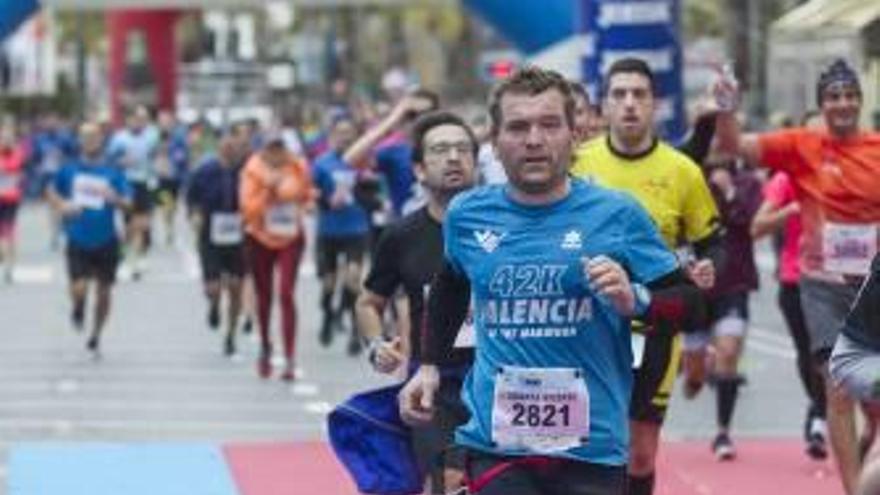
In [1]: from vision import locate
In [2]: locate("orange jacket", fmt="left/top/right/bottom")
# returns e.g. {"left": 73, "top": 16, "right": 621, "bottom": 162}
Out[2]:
{"left": 239, "top": 151, "right": 312, "bottom": 249}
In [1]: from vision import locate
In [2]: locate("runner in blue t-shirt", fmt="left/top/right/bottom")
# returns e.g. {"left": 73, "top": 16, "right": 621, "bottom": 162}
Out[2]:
{"left": 399, "top": 67, "right": 707, "bottom": 495}
{"left": 47, "top": 123, "right": 132, "bottom": 357}
{"left": 312, "top": 115, "right": 371, "bottom": 354}
{"left": 186, "top": 125, "right": 251, "bottom": 356}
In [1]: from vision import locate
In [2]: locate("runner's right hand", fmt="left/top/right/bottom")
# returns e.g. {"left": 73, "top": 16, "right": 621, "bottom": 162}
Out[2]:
{"left": 370, "top": 337, "right": 405, "bottom": 374}
{"left": 399, "top": 365, "right": 439, "bottom": 426}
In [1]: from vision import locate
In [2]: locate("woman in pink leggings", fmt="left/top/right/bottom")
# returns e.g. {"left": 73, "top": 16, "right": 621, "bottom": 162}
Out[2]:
{"left": 240, "top": 137, "right": 312, "bottom": 381}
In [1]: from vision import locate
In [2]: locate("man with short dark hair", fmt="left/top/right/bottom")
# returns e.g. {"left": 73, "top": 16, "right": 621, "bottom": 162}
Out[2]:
{"left": 356, "top": 110, "right": 479, "bottom": 494}
{"left": 400, "top": 66, "right": 706, "bottom": 495}
{"left": 572, "top": 57, "right": 723, "bottom": 493}
{"left": 717, "top": 57, "right": 880, "bottom": 495}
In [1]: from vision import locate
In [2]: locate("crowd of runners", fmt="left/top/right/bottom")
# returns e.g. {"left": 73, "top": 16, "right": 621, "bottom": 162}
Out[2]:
{"left": 1, "top": 54, "right": 880, "bottom": 495}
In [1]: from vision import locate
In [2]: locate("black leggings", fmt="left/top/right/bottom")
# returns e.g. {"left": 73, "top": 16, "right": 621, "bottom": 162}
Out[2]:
{"left": 778, "top": 282, "right": 826, "bottom": 417}
{"left": 466, "top": 450, "right": 626, "bottom": 495}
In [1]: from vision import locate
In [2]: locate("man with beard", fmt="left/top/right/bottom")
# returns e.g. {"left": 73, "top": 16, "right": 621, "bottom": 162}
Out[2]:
{"left": 356, "top": 111, "right": 479, "bottom": 494}
{"left": 717, "top": 58, "right": 880, "bottom": 495}
{"left": 399, "top": 66, "right": 706, "bottom": 495}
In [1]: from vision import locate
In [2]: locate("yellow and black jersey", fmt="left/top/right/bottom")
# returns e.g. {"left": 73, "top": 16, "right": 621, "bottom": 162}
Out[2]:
{"left": 571, "top": 137, "right": 719, "bottom": 249}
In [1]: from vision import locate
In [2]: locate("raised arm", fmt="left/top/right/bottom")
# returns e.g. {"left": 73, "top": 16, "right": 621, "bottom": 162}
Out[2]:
{"left": 342, "top": 94, "right": 435, "bottom": 167}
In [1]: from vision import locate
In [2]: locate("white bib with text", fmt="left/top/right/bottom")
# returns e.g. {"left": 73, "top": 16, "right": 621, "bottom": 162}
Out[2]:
{"left": 265, "top": 202, "right": 299, "bottom": 238}
{"left": 210, "top": 212, "right": 243, "bottom": 246}
{"left": 491, "top": 365, "right": 590, "bottom": 453}
{"left": 72, "top": 175, "right": 109, "bottom": 210}
{"left": 823, "top": 223, "right": 878, "bottom": 276}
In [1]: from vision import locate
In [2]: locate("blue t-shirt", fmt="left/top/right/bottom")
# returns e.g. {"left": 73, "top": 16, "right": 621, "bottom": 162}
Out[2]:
{"left": 54, "top": 159, "right": 131, "bottom": 249}
{"left": 313, "top": 151, "right": 369, "bottom": 238}
{"left": 445, "top": 179, "right": 677, "bottom": 466}
{"left": 375, "top": 142, "right": 415, "bottom": 216}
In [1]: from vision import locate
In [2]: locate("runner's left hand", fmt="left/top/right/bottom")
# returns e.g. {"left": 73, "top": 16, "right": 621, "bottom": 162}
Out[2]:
{"left": 584, "top": 256, "right": 636, "bottom": 316}
{"left": 688, "top": 259, "right": 715, "bottom": 290}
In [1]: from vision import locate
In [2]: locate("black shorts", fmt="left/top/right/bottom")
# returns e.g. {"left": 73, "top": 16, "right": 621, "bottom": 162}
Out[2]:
{"left": 66, "top": 241, "right": 120, "bottom": 284}
{"left": 0, "top": 202, "right": 19, "bottom": 227}
{"left": 199, "top": 242, "right": 245, "bottom": 282}
{"left": 316, "top": 235, "right": 368, "bottom": 277}
{"left": 131, "top": 182, "right": 154, "bottom": 214}
{"left": 411, "top": 374, "right": 470, "bottom": 494}
{"left": 465, "top": 450, "right": 626, "bottom": 495}
{"left": 709, "top": 292, "right": 750, "bottom": 324}
{"left": 155, "top": 178, "right": 181, "bottom": 205}
{"left": 630, "top": 330, "right": 682, "bottom": 424}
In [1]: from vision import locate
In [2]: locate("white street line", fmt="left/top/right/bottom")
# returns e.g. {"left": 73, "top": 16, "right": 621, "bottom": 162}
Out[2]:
{"left": 9, "top": 264, "right": 54, "bottom": 284}
{"left": 0, "top": 395, "right": 324, "bottom": 414}
{"left": 0, "top": 418, "right": 322, "bottom": 435}
{"left": 304, "top": 401, "right": 334, "bottom": 415}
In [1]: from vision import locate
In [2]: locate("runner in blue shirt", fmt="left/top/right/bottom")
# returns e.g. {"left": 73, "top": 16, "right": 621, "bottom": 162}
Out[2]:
{"left": 312, "top": 115, "right": 371, "bottom": 354}
{"left": 47, "top": 122, "right": 132, "bottom": 357}
{"left": 399, "top": 67, "right": 707, "bottom": 495}
{"left": 186, "top": 125, "right": 251, "bottom": 356}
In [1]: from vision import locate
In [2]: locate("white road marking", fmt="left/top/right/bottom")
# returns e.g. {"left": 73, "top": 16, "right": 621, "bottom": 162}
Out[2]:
{"left": 289, "top": 383, "right": 319, "bottom": 397}
{"left": 0, "top": 397, "right": 319, "bottom": 414}
{"left": 304, "top": 401, "right": 333, "bottom": 415}
{"left": 0, "top": 418, "right": 322, "bottom": 434}
{"left": 9, "top": 264, "right": 54, "bottom": 284}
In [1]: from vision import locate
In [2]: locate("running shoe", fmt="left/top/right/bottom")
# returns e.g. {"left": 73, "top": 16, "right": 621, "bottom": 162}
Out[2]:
{"left": 806, "top": 416, "right": 828, "bottom": 460}
{"left": 257, "top": 345, "right": 273, "bottom": 379}
{"left": 223, "top": 335, "right": 236, "bottom": 357}
{"left": 241, "top": 317, "right": 253, "bottom": 334}
{"left": 712, "top": 433, "right": 736, "bottom": 461}
{"left": 71, "top": 304, "right": 85, "bottom": 333}
{"left": 319, "top": 316, "right": 333, "bottom": 347}
{"left": 207, "top": 304, "right": 220, "bottom": 330}
{"left": 347, "top": 336, "right": 363, "bottom": 357}
{"left": 280, "top": 364, "right": 296, "bottom": 382}
{"left": 86, "top": 336, "right": 100, "bottom": 358}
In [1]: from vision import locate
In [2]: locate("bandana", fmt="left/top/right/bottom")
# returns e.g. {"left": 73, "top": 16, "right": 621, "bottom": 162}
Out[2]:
{"left": 817, "top": 59, "right": 861, "bottom": 105}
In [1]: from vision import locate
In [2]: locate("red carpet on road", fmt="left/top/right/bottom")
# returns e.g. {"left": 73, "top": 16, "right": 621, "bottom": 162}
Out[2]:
{"left": 657, "top": 439, "right": 841, "bottom": 495}
{"left": 224, "top": 442, "right": 358, "bottom": 495}
{"left": 226, "top": 439, "right": 841, "bottom": 495}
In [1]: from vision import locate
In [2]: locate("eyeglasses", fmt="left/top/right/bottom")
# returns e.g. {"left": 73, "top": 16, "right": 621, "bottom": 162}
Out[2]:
{"left": 425, "top": 141, "right": 474, "bottom": 157}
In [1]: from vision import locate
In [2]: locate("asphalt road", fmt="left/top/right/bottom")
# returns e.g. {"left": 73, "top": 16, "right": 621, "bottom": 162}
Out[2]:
{"left": 0, "top": 203, "right": 819, "bottom": 493}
